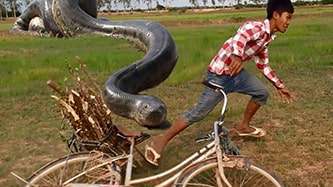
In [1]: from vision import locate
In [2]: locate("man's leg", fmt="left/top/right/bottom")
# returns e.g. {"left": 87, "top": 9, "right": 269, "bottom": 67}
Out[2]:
{"left": 231, "top": 69, "right": 269, "bottom": 134}
{"left": 149, "top": 118, "right": 188, "bottom": 155}
{"left": 145, "top": 83, "right": 224, "bottom": 164}
{"left": 234, "top": 99, "right": 261, "bottom": 133}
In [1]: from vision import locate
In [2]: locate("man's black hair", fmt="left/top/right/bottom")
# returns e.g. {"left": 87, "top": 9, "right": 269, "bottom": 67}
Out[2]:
{"left": 267, "top": 0, "right": 294, "bottom": 19}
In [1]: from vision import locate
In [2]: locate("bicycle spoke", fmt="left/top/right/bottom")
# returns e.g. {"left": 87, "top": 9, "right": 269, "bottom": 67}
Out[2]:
{"left": 27, "top": 152, "right": 122, "bottom": 186}
{"left": 175, "top": 158, "right": 283, "bottom": 187}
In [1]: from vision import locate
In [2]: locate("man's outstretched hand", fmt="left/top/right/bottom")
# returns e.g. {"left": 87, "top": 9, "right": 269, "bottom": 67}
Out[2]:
{"left": 278, "top": 87, "right": 295, "bottom": 104}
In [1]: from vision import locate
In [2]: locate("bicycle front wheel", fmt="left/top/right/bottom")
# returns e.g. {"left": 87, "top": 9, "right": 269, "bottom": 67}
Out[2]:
{"left": 175, "top": 157, "right": 283, "bottom": 187}
{"left": 26, "top": 151, "right": 122, "bottom": 187}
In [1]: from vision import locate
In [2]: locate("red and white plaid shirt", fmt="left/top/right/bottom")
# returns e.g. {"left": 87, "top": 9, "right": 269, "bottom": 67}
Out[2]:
{"left": 208, "top": 19, "right": 284, "bottom": 89}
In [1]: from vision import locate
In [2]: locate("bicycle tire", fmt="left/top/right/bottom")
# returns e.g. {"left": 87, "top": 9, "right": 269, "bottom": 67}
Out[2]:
{"left": 174, "top": 157, "right": 284, "bottom": 187}
{"left": 26, "top": 151, "right": 122, "bottom": 187}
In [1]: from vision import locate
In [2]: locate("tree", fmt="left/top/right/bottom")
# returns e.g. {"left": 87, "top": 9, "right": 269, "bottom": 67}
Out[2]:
{"left": 200, "top": 0, "right": 207, "bottom": 7}
{"left": 0, "top": 0, "right": 28, "bottom": 17}
{"left": 11, "top": 0, "right": 17, "bottom": 17}
{"left": 189, "top": 0, "right": 199, "bottom": 7}
{"left": 321, "top": 0, "right": 333, "bottom": 4}
{"left": 250, "top": 0, "right": 267, "bottom": 5}
{"left": 144, "top": 0, "right": 153, "bottom": 10}
{"left": 1, "top": 0, "right": 10, "bottom": 18}
{"left": 0, "top": 3, "right": 3, "bottom": 19}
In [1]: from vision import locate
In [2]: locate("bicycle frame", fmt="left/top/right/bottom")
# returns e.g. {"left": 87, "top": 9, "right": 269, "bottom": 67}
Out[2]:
{"left": 59, "top": 128, "right": 231, "bottom": 187}
{"left": 58, "top": 139, "right": 218, "bottom": 187}
{"left": 129, "top": 138, "right": 217, "bottom": 186}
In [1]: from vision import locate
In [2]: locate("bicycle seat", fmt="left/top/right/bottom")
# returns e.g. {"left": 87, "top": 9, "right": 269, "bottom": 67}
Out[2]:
{"left": 202, "top": 79, "right": 224, "bottom": 90}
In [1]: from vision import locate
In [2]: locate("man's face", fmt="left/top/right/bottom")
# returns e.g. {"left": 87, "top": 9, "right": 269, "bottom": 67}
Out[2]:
{"left": 276, "top": 11, "right": 293, "bottom": 33}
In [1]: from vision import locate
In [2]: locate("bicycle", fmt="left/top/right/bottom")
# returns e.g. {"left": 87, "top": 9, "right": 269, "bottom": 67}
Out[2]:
{"left": 15, "top": 80, "right": 284, "bottom": 187}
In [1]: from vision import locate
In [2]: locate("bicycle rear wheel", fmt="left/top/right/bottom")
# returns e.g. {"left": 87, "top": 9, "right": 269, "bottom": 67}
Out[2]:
{"left": 175, "top": 157, "right": 283, "bottom": 187}
{"left": 26, "top": 151, "right": 122, "bottom": 187}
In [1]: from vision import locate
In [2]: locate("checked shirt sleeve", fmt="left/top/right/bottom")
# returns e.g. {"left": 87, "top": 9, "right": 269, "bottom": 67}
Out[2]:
{"left": 254, "top": 49, "right": 285, "bottom": 89}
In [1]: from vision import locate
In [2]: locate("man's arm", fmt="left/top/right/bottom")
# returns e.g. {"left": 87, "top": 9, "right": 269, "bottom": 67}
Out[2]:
{"left": 229, "top": 54, "right": 243, "bottom": 76}
{"left": 254, "top": 50, "right": 284, "bottom": 88}
{"left": 255, "top": 52, "right": 295, "bottom": 103}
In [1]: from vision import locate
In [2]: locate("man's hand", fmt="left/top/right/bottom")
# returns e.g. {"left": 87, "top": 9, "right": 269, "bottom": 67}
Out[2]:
{"left": 277, "top": 87, "right": 295, "bottom": 104}
{"left": 229, "top": 55, "right": 243, "bottom": 76}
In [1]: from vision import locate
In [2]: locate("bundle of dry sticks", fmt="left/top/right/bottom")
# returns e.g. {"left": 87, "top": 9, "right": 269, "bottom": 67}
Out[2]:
{"left": 47, "top": 57, "right": 113, "bottom": 142}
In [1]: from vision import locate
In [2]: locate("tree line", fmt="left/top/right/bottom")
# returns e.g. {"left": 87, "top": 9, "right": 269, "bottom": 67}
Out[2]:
{"left": 1, "top": 0, "right": 331, "bottom": 19}
{"left": 0, "top": 0, "right": 263, "bottom": 18}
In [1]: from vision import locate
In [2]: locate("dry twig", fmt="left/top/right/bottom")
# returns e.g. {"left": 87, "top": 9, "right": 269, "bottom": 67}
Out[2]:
{"left": 47, "top": 57, "right": 113, "bottom": 142}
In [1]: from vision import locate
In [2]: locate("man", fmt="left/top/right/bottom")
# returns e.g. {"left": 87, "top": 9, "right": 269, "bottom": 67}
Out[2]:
{"left": 145, "top": 0, "right": 296, "bottom": 166}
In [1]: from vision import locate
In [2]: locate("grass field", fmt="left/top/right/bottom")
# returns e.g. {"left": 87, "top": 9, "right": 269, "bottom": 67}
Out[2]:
{"left": 1, "top": 5, "right": 333, "bottom": 187}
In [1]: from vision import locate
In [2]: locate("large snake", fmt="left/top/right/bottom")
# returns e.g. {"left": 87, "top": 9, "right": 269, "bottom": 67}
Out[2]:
{"left": 12, "top": 0, "right": 178, "bottom": 127}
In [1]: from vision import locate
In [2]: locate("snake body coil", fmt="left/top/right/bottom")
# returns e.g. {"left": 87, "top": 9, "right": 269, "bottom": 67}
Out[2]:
{"left": 13, "top": 0, "right": 178, "bottom": 127}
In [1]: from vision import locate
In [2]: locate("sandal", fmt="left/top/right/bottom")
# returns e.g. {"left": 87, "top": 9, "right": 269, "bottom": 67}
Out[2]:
{"left": 145, "top": 143, "right": 161, "bottom": 166}
{"left": 236, "top": 126, "right": 266, "bottom": 138}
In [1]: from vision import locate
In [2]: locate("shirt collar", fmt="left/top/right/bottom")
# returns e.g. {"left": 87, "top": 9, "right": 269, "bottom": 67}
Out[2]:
{"left": 264, "top": 19, "right": 276, "bottom": 40}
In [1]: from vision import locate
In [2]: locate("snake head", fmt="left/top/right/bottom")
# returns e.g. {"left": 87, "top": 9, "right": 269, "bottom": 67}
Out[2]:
{"left": 134, "top": 95, "right": 167, "bottom": 127}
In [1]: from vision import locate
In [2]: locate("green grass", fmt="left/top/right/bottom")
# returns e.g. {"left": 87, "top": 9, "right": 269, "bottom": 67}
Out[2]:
{"left": 1, "top": 6, "right": 333, "bottom": 187}
{"left": 0, "top": 36, "right": 142, "bottom": 96}
{"left": 0, "top": 19, "right": 13, "bottom": 31}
